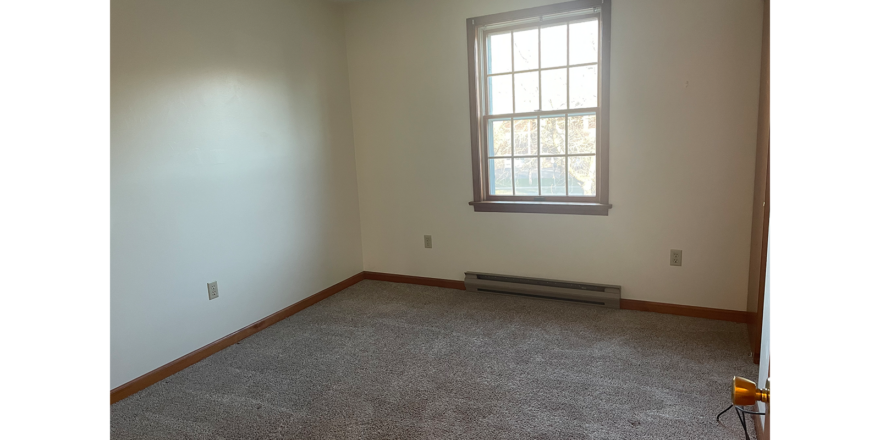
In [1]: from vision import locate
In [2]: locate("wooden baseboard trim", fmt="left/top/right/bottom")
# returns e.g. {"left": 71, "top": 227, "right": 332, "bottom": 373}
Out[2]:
{"left": 112, "top": 271, "right": 747, "bottom": 403}
{"left": 363, "top": 271, "right": 466, "bottom": 290}
{"left": 363, "top": 272, "right": 747, "bottom": 323}
{"left": 110, "top": 272, "right": 365, "bottom": 404}
{"left": 619, "top": 299, "right": 748, "bottom": 323}
{"left": 754, "top": 415, "right": 764, "bottom": 440}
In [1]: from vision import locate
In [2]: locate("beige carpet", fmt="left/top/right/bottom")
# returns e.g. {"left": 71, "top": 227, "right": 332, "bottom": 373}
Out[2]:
{"left": 112, "top": 280, "right": 758, "bottom": 439}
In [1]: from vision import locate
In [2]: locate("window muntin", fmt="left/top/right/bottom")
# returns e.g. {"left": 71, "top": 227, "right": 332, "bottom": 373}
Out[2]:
{"left": 481, "top": 15, "right": 601, "bottom": 200}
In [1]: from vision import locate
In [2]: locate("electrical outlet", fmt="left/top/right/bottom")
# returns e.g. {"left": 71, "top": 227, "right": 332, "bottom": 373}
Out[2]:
{"left": 207, "top": 281, "right": 219, "bottom": 300}
{"left": 424, "top": 235, "right": 432, "bottom": 249}
{"left": 670, "top": 249, "right": 682, "bottom": 266}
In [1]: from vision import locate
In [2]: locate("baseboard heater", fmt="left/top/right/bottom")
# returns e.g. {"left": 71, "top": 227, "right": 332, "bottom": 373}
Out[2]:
{"left": 464, "top": 272, "right": 621, "bottom": 309}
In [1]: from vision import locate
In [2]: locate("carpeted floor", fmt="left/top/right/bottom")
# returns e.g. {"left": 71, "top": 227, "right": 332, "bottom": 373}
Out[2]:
{"left": 112, "top": 280, "right": 758, "bottom": 439}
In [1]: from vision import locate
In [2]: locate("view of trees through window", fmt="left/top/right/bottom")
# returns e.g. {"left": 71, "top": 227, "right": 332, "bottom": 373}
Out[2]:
{"left": 483, "top": 18, "right": 599, "bottom": 197}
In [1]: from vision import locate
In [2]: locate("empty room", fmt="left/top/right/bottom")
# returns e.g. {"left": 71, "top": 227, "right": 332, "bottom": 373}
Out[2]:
{"left": 105, "top": 0, "right": 775, "bottom": 438}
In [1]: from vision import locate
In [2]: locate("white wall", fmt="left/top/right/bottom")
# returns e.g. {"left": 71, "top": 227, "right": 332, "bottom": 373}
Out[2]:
{"left": 111, "top": 0, "right": 363, "bottom": 389}
{"left": 344, "top": 0, "right": 763, "bottom": 311}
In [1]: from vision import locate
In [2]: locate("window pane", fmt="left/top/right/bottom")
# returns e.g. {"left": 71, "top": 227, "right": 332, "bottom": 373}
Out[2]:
{"left": 570, "top": 65, "right": 597, "bottom": 109}
{"left": 513, "top": 29, "right": 539, "bottom": 71}
{"left": 488, "top": 74, "right": 512, "bottom": 115}
{"left": 568, "top": 156, "right": 596, "bottom": 196}
{"left": 541, "top": 68, "right": 567, "bottom": 111}
{"left": 488, "top": 33, "right": 512, "bottom": 74}
{"left": 513, "top": 118, "right": 538, "bottom": 156}
{"left": 570, "top": 20, "right": 598, "bottom": 65}
{"left": 514, "top": 158, "right": 539, "bottom": 195}
{"left": 489, "top": 158, "right": 512, "bottom": 195}
{"left": 489, "top": 119, "right": 511, "bottom": 156}
{"left": 514, "top": 71, "right": 539, "bottom": 113}
{"left": 541, "top": 25, "right": 568, "bottom": 69}
{"left": 540, "top": 157, "right": 566, "bottom": 195}
{"left": 541, "top": 25, "right": 567, "bottom": 69}
{"left": 539, "top": 116, "right": 565, "bottom": 155}
{"left": 568, "top": 114, "right": 596, "bottom": 154}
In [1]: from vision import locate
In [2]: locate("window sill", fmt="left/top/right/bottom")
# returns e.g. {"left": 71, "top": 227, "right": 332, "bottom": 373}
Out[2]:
{"left": 469, "top": 201, "right": 611, "bottom": 216}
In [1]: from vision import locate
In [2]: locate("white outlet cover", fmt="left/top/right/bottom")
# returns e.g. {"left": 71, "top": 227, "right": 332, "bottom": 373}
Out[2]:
{"left": 670, "top": 250, "right": 682, "bottom": 266}
{"left": 208, "top": 281, "right": 219, "bottom": 300}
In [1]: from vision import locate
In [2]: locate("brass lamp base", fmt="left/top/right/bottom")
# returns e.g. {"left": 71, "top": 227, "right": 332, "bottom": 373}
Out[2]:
{"left": 732, "top": 376, "right": 770, "bottom": 405}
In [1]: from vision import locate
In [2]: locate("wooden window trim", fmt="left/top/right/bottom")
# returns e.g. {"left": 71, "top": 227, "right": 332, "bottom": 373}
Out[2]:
{"left": 469, "top": 200, "right": 611, "bottom": 215}
{"left": 467, "top": 0, "right": 611, "bottom": 215}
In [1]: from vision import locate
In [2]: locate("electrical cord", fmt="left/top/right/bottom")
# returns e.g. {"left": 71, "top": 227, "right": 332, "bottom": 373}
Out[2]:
{"left": 716, "top": 404, "right": 766, "bottom": 440}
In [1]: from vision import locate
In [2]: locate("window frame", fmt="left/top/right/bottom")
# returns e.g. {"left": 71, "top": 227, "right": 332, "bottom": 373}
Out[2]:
{"left": 466, "top": 0, "right": 612, "bottom": 215}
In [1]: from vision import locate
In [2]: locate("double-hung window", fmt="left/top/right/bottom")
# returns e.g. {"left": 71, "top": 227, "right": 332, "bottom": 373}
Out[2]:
{"left": 467, "top": 0, "right": 611, "bottom": 215}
